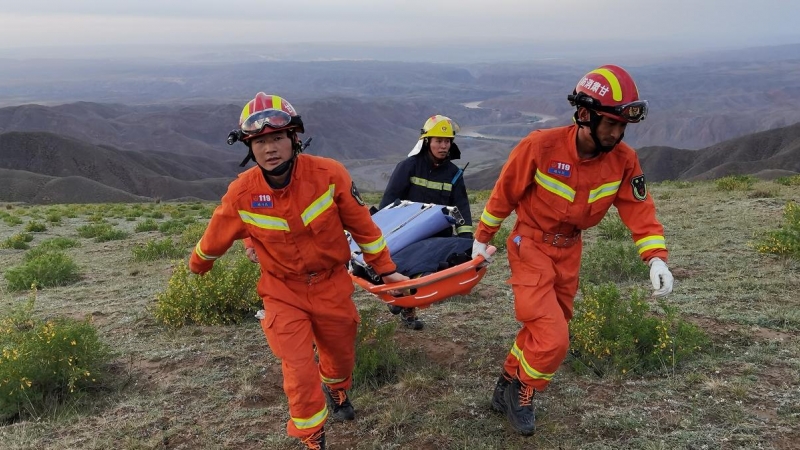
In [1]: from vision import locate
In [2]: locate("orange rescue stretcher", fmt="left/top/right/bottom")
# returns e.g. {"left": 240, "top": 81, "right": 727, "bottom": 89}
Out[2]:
{"left": 347, "top": 201, "right": 497, "bottom": 309}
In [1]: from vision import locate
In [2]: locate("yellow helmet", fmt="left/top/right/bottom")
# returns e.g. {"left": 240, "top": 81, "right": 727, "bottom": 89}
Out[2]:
{"left": 420, "top": 114, "right": 459, "bottom": 140}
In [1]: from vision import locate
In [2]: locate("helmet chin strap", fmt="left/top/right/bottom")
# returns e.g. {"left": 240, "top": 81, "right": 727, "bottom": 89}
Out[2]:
{"left": 574, "top": 110, "right": 624, "bottom": 154}
{"left": 260, "top": 156, "right": 295, "bottom": 177}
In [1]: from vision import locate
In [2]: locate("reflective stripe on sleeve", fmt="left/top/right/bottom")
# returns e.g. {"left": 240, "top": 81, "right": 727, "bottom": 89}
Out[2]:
{"left": 635, "top": 235, "right": 666, "bottom": 255}
{"left": 480, "top": 209, "right": 503, "bottom": 227}
{"left": 194, "top": 241, "right": 221, "bottom": 261}
{"left": 456, "top": 225, "right": 474, "bottom": 235}
{"left": 356, "top": 235, "right": 387, "bottom": 254}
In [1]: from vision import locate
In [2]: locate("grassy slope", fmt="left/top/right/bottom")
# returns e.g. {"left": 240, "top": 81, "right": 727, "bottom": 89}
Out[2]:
{"left": 0, "top": 182, "right": 798, "bottom": 450}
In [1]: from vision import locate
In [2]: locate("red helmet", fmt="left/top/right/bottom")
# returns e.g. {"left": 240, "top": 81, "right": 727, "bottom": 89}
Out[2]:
{"left": 568, "top": 65, "right": 648, "bottom": 123}
{"left": 237, "top": 92, "right": 304, "bottom": 141}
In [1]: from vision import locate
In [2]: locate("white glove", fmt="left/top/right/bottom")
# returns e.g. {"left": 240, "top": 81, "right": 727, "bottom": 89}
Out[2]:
{"left": 472, "top": 240, "right": 492, "bottom": 263}
{"left": 648, "top": 257, "right": 673, "bottom": 297}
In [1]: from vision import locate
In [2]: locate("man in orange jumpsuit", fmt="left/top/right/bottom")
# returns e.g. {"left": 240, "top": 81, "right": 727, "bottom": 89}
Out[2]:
{"left": 471, "top": 65, "right": 674, "bottom": 435}
{"left": 190, "top": 92, "right": 408, "bottom": 450}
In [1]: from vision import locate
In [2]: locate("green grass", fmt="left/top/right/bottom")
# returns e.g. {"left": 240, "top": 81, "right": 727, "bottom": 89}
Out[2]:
{"left": 0, "top": 181, "right": 798, "bottom": 449}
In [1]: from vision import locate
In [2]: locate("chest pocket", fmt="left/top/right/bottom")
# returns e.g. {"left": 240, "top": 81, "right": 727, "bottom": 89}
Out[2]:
{"left": 302, "top": 184, "right": 341, "bottom": 237}
{"left": 587, "top": 179, "right": 620, "bottom": 218}
{"left": 533, "top": 168, "right": 573, "bottom": 214}
{"left": 587, "top": 164, "right": 621, "bottom": 219}
{"left": 238, "top": 210, "right": 288, "bottom": 243}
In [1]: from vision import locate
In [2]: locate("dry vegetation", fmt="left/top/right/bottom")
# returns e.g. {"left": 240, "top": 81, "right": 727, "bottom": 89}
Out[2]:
{"left": 0, "top": 181, "right": 798, "bottom": 449}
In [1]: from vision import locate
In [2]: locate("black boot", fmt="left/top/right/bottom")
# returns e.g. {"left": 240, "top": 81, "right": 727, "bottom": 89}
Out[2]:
{"left": 503, "top": 378, "right": 536, "bottom": 436}
{"left": 399, "top": 307, "right": 424, "bottom": 330}
{"left": 491, "top": 372, "right": 512, "bottom": 412}
{"left": 322, "top": 383, "right": 355, "bottom": 421}
{"left": 300, "top": 427, "right": 325, "bottom": 450}
{"left": 387, "top": 304, "right": 403, "bottom": 315}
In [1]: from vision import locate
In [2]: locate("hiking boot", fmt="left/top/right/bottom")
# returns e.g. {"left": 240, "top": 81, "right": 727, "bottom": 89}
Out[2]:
{"left": 387, "top": 304, "right": 403, "bottom": 315}
{"left": 491, "top": 372, "right": 513, "bottom": 413}
{"left": 399, "top": 307, "right": 424, "bottom": 330}
{"left": 322, "top": 383, "right": 355, "bottom": 421}
{"left": 503, "top": 378, "right": 536, "bottom": 436}
{"left": 300, "top": 427, "right": 325, "bottom": 450}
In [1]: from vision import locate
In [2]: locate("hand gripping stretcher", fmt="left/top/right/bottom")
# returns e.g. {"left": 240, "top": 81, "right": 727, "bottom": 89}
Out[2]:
{"left": 346, "top": 201, "right": 496, "bottom": 309}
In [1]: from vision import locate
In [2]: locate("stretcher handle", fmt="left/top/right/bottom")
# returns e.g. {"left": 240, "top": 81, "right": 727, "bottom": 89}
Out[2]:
{"left": 362, "top": 245, "right": 496, "bottom": 296}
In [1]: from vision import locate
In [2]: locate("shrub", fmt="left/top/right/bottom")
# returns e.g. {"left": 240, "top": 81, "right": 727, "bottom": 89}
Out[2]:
{"left": 754, "top": 201, "right": 800, "bottom": 258}
{"left": 195, "top": 205, "right": 215, "bottom": 219}
{"left": 93, "top": 227, "right": 129, "bottom": 243}
{"left": 132, "top": 238, "right": 185, "bottom": 262}
{"left": 124, "top": 210, "right": 143, "bottom": 221}
{"left": 158, "top": 219, "right": 188, "bottom": 236}
{"left": 715, "top": 175, "right": 755, "bottom": 191}
{"left": 134, "top": 218, "right": 159, "bottom": 232}
{"left": 24, "top": 221, "right": 47, "bottom": 233}
{"left": 45, "top": 212, "right": 63, "bottom": 224}
{"left": 2, "top": 233, "right": 34, "bottom": 250}
{"left": 570, "top": 283, "right": 708, "bottom": 377}
{"left": 748, "top": 188, "right": 778, "bottom": 199}
{"left": 490, "top": 224, "right": 511, "bottom": 252}
{"left": 2, "top": 214, "right": 23, "bottom": 226}
{"left": 76, "top": 223, "right": 128, "bottom": 242}
{"left": 596, "top": 212, "right": 628, "bottom": 241}
{"left": 4, "top": 251, "right": 81, "bottom": 291}
{"left": 76, "top": 223, "right": 110, "bottom": 238}
{"left": 179, "top": 223, "right": 207, "bottom": 249}
{"left": 774, "top": 174, "right": 800, "bottom": 186}
{"left": 580, "top": 239, "right": 649, "bottom": 285}
{"left": 25, "top": 237, "right": 80, "bottom": 260}
{"left": 0, "top": 292, "right": 111, "bottom": 422}
{"left": 352, "top": 306, "right": 400, "bottom": 388}
{"left": 153, "top": 254, "right": 261, "bottom": 327}
{"left": 146, "top": 210, "right": 165, "bottom": 219}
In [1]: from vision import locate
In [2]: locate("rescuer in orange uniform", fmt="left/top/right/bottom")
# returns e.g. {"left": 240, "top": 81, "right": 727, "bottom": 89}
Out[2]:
{"left": 189, "top": 92, "right": 409, "bottom": 450}
{"left": 471, "top": 65, "right": 674, "bottom": 435}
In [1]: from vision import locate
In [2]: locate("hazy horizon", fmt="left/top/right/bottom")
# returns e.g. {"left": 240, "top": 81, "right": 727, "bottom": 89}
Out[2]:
{"left": 1, "top": 1, "right": 799, "bottom": 63}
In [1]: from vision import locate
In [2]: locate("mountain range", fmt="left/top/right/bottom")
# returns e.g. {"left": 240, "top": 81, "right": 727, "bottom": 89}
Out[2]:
{"left": 2, "top": 119, "right": 799, "bottom": 203}
{"left": 2, "top": 44, "right": 800, "bottom": 202}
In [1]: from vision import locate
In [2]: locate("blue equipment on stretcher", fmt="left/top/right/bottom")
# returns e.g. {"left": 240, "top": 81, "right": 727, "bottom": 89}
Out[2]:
{"left": 347, "top": 200, "right": 496, "bottom": 309}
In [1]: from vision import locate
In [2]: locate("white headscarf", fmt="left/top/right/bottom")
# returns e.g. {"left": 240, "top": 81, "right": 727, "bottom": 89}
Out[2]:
{"left": 408, "top": 139, "right": 424, "bottom": 157}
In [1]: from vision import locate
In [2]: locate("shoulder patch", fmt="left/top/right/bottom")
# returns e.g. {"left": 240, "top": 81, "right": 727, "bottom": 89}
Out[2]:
{"left": 351, "top": 182, "right": 365, "bottom": 206}
{"left": 631, "top": 174, "right": 647, "bottom": 201}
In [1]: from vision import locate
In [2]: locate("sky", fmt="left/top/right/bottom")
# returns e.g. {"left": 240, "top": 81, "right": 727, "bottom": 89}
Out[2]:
{"left": 1, "top": 0, "right": 799, "bottom": 60}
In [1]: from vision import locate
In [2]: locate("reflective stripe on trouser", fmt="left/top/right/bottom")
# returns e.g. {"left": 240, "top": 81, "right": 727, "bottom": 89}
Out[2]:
{"left": 258, "top": 266, "right": 359, "bottom": 439}
{"left": 502, "top": 231, "right": 581, "bottom": 391}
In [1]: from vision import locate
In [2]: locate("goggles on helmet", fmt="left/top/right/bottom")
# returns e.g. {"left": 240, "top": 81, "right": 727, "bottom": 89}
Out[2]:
{"left": 569, "top": 92, "right": 649, "bottom": 123}
{"left": 240, "top": 109, "right": 294, "bottom": 135}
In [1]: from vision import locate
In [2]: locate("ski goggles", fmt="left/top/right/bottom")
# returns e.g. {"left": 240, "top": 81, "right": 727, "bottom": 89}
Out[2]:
{"left": 569, "top": 92, "right": 649, "bottom": 123}
{"left": 596, "top": 100, "right": 649, "bottom": 123}
{"left": 240, "top": 109, "right": 294, "bottom": 135}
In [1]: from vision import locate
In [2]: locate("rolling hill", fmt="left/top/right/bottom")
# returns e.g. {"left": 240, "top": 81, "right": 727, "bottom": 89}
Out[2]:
{"left": 465, "top": 121, "right": 800, "bottom": 190}
{"left": 0, "top": 132, "right": 231, "bottom": 203}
